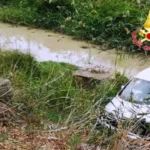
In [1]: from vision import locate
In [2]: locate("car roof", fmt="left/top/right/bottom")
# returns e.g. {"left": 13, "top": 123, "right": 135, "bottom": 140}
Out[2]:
{"left": 135, "top": 67, "right": 150, "bottom": 81}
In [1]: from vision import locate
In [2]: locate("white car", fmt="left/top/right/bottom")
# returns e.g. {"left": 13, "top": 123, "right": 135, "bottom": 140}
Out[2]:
{"left": 100, "top": 67, "right": 150, "bottom": 138}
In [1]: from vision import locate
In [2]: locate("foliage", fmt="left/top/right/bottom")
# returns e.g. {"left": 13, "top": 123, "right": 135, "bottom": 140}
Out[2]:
{"left": 0, "top": 51, "right": 128, "bottom": 124}
{"left": 0, "top": 51, "right": 133, "bottom": 148}
{"left": 0, "top": 0, "right": 149, "bottom": 50}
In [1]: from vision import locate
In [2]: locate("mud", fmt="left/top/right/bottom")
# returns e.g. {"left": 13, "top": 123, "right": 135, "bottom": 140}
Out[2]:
{"left": 0, "top": 22, "right": 150, "bottom": 78}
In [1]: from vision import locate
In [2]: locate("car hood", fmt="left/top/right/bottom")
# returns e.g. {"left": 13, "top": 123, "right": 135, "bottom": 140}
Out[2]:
{"left": 105, "top": 96, "right": 150, "bottom": 123}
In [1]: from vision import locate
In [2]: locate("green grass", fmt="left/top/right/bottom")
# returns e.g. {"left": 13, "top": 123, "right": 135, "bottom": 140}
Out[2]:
{"left": 0, "top": 50, "right": 135, "bottom": 148}
{"left": 0, "top": 0, "right": 149, "bottom": 51}
{"left": 0, "top": 50, "right": 128, "bottom": 126}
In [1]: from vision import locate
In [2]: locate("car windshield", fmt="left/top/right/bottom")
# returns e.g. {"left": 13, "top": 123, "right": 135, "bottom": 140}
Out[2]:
{"left": 119, "top": 78, "right": 150, "bottom": 104}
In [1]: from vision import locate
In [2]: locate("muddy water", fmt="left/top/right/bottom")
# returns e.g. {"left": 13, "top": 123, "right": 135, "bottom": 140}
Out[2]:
{"left": 0, "top": 22, "right": 150, "bottom": 78}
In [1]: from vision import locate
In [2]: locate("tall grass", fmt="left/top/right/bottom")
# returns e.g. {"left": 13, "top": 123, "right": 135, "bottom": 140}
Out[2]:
{"left": 0, "top": 50, "right": 128, "bottom": 123}
{"left": 2, "top": 51, "right": 148, "bottom": 149}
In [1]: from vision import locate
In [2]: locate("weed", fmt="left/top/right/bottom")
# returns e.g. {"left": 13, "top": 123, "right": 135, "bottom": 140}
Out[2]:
{"left": 0, "top": 132, "right": 8, "bottom": 142}
{"left": 0, "top": 50, "right": 128, "bottom": 123}
{"left": 0, "top": 51, "right": 131, "bottom": 148}
{"left": 69, "top": 134, "right": 82, "bottom": 150}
